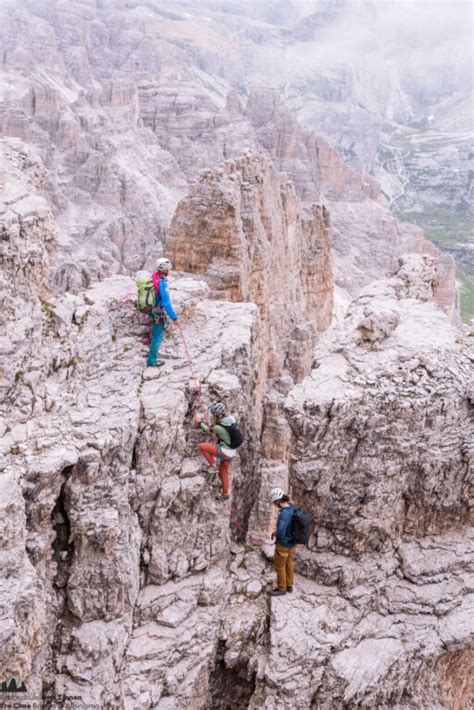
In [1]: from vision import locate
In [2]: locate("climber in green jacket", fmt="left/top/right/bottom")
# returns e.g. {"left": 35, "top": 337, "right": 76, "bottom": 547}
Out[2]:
{"left": 196, "top": 402, "right": 243, "bottom": 502}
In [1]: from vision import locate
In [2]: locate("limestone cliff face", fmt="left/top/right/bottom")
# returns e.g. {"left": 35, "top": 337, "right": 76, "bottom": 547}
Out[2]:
{"left": 1, "top": 140, "right": 473, "bottom": 709}
{"left": 0, "top": 140, "right": 56, "bottom": 412}
{"left": 244, "top": 88, "right": 380, "bottom": 203}
{"left": 246, "top": 254, "right": 473, "bottom": 708}
{"left": 167, "top": 154, "right": 333, "bottom": 554}
{"left": 1, "top": 140, "right": 264, "bottom": 706}
{"left": 167, "top": 152, "right": 333, "bottom": 383}
{"left": 285, "top": 254, "right": 472, "bottom": 553}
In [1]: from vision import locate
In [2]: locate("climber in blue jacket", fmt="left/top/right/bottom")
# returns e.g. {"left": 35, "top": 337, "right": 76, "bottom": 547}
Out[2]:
{"left": 269, "top": 487, "right": 296, "bottom": 596}
{"left": 147, "top": 257, "right": 179, "bottom": 367}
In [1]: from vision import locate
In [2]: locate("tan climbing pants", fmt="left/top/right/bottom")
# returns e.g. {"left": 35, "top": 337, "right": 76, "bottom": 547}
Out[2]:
{"left": 274, "top": 543, "right": 296, "bottom": 591}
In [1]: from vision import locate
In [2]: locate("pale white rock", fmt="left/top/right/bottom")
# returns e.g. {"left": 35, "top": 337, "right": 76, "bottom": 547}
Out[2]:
{"left": 331, "top": 638, "right": 405, "bottom": 699}
{"left": 246, "top": 580, "right": 262, "bottom": 597}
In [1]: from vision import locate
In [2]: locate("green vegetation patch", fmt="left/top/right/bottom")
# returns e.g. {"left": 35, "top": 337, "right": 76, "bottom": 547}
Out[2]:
{"left": 457, "top": 265, "right": 474, "bottom": 323}
{"left": 396, "top": 204, "right": 473, "bottom": 323}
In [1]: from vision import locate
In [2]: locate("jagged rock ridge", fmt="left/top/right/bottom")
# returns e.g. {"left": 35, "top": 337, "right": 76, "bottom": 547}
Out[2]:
{"left": 167, "top": 152, "right": 333, "bottom": 378}
{"left": 1, "top": 140, "right": 473, "bottom": 708}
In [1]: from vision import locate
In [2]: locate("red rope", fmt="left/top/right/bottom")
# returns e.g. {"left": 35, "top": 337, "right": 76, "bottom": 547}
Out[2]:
{"left": 226, "top": 503, "right": 271, "bottom": 546}
{"left": 177, "top": 321, "right": 210, "bottom": 426}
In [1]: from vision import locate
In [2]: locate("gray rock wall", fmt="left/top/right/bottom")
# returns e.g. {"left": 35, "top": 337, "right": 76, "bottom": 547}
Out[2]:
{"left": 257, "top": 255, "right": 474, "bottom": 707}
{"left": 1, "top": 140, "right": 472, "bottom": 709}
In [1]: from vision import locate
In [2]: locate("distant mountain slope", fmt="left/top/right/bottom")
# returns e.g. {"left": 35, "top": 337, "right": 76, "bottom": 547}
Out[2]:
{"left": 0, "top": 0, "right": 467, "bottom": 318}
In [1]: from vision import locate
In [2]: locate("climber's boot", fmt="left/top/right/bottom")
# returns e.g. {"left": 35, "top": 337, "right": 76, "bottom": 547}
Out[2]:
{"left": 269, "top": 588, "right": 286, "bottom": 597}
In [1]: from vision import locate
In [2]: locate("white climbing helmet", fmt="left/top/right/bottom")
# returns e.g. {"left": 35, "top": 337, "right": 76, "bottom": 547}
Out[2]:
{"left": 210, "top": 402, "right": 226, "bottom": 417}
{"left": 270, "top": 487, "right": 285, "bottom": 503}
{"left": 156, "top": 257, "right": 172, "bottom": 272}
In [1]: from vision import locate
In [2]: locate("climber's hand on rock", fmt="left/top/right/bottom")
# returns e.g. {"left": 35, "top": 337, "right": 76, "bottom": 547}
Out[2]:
{"left": 271, "top": 531, "right": 276, "bottom": 541}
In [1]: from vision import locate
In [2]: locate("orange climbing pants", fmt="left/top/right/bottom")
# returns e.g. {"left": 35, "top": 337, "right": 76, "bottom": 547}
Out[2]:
{"left": 199, "top": 443, "right": 230, "bottom": 496}
{"left": 274, "top": 543, "right": 296, "bottom": 591}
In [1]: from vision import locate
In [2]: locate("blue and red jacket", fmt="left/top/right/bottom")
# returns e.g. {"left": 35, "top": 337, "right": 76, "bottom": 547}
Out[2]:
{"left": 151, "top": 272, "right": 179, "bottom": 321}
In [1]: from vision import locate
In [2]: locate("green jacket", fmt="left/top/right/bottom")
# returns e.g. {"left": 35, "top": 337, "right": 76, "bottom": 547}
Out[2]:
{"left": 199, "top": 416, "right": 235, "bottom": 447}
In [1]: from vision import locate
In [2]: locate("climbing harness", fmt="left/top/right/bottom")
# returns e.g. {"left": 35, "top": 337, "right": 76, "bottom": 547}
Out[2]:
{"left": 151, "top": 306, "right": 170, "bottom": 328}
{"left": 217, "top": 443, "right": 237, "bottom": 460}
